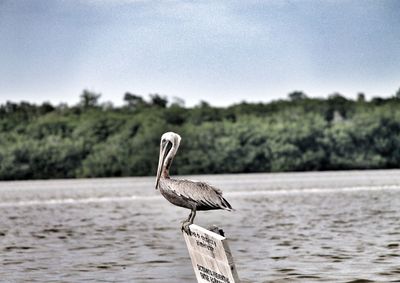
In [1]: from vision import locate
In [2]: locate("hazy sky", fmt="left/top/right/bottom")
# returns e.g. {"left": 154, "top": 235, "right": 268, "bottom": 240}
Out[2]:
{"left": 1, "top": 0, "right": 400, "bottom": 106}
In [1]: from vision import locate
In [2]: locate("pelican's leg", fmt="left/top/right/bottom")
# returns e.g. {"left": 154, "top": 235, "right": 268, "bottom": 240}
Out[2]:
{"left": 181, "top": 210, "right": 192, "bottom": 232}
{"left": 182, "top": 207, "right": 196, "bottom": 235}
{"left": 189, "top": 208, "right": 196, "bottom": 224}
{"left": 186, "top": 210, "right": 193, "bottom": 222}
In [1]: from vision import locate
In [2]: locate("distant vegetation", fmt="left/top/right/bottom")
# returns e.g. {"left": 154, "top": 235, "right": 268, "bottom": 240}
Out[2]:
{"left": 0, "top": 88, "right": 400, "bottom": 180}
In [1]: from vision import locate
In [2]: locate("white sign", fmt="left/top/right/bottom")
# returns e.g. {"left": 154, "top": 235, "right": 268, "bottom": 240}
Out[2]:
{"left": 183, "top": 224, "right": 240, "bottom": 283}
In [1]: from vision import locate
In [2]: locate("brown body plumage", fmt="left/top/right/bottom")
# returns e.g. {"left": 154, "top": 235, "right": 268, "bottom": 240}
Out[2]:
{"left": 158, "top": 178, "right": 232, "bottom": 211}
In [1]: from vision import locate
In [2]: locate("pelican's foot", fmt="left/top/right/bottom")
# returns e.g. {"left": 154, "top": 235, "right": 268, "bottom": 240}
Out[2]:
{"left": 181, "top": 221, "right": 192, "bottom": 235}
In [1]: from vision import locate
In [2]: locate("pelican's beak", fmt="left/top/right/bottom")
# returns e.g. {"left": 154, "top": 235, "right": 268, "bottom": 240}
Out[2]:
{"left": 155, "top": 141, "right": 169, "bottom": 189}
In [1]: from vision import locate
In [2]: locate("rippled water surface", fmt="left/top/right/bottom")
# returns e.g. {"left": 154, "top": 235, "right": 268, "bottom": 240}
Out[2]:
{"left": 1, "top": 170, "right": 400, "bottom": 283}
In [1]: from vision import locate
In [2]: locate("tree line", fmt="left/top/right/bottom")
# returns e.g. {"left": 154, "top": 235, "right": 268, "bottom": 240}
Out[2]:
{"left": 0, "top": 88, "right": 399, "bottom": 180}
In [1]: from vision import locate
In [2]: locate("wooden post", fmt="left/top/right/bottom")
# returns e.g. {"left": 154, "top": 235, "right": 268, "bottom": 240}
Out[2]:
{"left": 182, "top": 224, "right": 240, "bottom": 283}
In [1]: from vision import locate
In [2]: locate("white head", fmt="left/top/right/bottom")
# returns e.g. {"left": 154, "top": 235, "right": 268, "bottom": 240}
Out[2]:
{"left": 155, "top": 132, "right": 181, "bottom": 189}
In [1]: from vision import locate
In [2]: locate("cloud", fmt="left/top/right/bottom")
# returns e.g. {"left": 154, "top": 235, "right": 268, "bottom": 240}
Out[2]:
{"left": 78, "top": 0, "right": 149, "bottom": 5}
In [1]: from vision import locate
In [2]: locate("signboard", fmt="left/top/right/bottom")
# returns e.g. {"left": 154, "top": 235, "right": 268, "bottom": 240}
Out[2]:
{"left": 183, "top": 224, "right": 240, "bottom": 283}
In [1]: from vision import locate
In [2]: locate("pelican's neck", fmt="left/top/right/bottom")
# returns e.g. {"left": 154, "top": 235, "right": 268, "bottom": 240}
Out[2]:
{"left": 161, "top": 168, "right": 170, "bottom": 179}
{"left": 162, "top": 143, "right": 177, "bottom": 179}
{"left": 161, "top": 166, "right": 170, "bottom": 179}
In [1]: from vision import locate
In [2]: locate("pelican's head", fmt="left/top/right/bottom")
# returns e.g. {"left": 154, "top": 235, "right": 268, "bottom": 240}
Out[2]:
{"left": 155, "top": 132, "right": 181, "bottom": 189}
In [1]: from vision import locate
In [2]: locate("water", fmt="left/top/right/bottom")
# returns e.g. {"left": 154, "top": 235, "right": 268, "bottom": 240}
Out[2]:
{"left": 1, "top": 170, "right": 400, "bottom": 283}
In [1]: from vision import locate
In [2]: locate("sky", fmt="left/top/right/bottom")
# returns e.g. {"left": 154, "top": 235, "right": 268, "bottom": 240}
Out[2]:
{"left": 1, "top": 0, "right": 400, "bottom": 107}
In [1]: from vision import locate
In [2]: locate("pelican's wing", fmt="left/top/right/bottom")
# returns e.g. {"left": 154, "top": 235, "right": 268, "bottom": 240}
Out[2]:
{"left": 167, "top": 179, "right": 233, "bottom": 210}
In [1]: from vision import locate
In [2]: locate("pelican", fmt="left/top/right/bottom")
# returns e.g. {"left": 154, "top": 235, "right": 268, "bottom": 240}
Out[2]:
{"left": 155, "top": 132, "right": 233, "bottom": 234}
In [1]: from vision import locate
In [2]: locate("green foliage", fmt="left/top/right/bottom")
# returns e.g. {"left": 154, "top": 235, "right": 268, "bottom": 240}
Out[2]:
{"left": 0, "top": 136, "right": 87, "bottom": 179}
{"left": 395, "top": 88, "right": 400, "bottom": 99}
{"left": 123, "top": 92, "right": 148, "bottom": 109}
{"left": 149, "top": 94, "right": 168, "bottom": 108}
{"left": 79, "top": 90, "right": 101, "bottom": 108}
{"left": 0, "top": 90, "right": 400, "bottom": 180}
{"left": 288, "top": 91, "right": 308, "bottom": 101}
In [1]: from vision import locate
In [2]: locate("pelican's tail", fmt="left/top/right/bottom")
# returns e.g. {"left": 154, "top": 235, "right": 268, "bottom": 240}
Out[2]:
{"left": 220, "top": 196, "right": 234, "bottom": 211}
